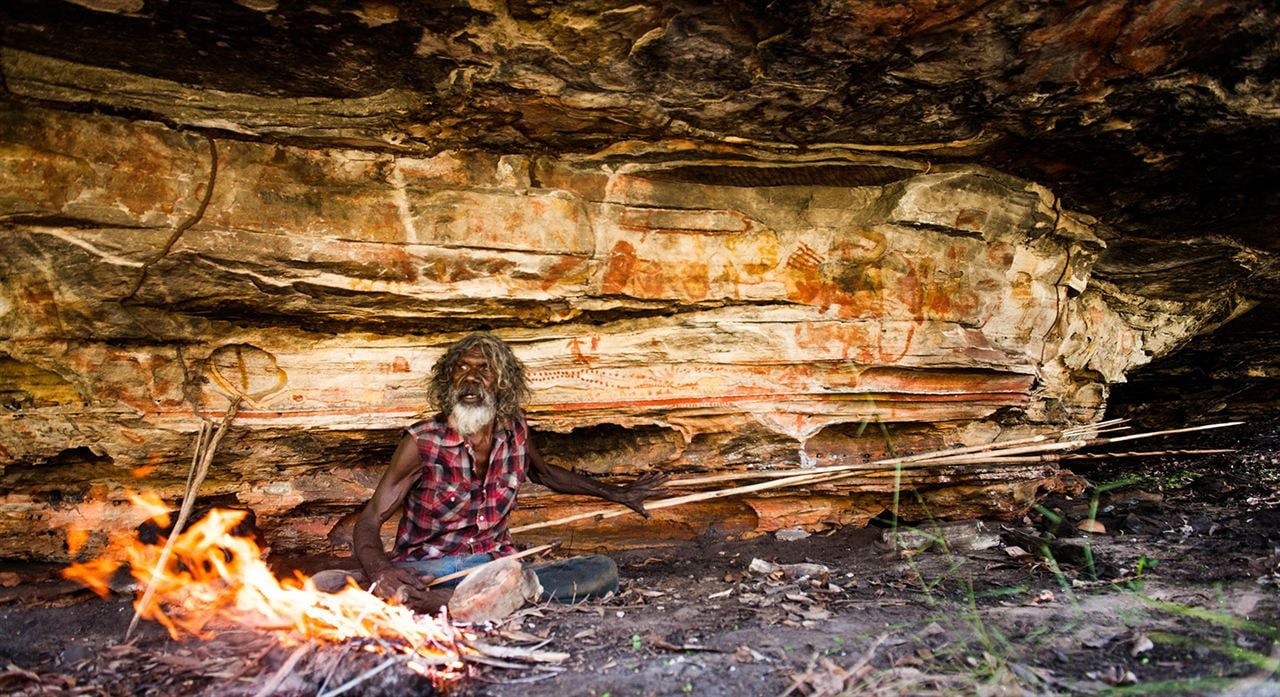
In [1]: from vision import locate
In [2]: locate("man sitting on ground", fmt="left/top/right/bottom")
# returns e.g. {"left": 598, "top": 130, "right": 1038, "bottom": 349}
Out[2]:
{"left": 348, "top": 332, "right": 667, "bottom": 612}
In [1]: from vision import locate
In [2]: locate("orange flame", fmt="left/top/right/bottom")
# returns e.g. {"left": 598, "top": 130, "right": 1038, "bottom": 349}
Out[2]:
{"left": 64, "top": 501, "right": 472, "bottom": 684}
{"left": 127, "top": 491, "right": 172, "bottom": 527}
{"left": 65, "top": 527, "right": 90, "bottom": 557}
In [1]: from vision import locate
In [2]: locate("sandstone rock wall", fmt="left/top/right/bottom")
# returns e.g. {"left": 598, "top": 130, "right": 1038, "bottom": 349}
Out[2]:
{"left": 2, "top": 104, "right": 1156, "bottom": 560}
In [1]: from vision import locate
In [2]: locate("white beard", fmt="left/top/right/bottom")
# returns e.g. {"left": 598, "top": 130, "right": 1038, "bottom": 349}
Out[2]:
{"left": 450, "top": 401, "right": 496, "bottom": 436}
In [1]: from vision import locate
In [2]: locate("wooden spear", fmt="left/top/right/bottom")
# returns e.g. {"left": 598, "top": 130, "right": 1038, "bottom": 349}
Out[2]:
{"left": 509, "top": 469, "right": 859, "bottom": 535}
{"left": 509, "top": 421, "right": 1241, "bottom": 536}
{"left": 661, "top": 418, "right": 1136, "bottom": 488}
{"left": 661, "top": 421, "right": 1241, "bottom": 486}
{"left": 887, "top": 448, "right": 1234, "bottom": 467}
{"left": 725, "top": 421, "right": 1245, "bottom": 492}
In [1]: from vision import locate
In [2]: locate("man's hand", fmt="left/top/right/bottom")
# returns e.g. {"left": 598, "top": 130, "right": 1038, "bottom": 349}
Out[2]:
{"left": 528, "top": 438, "right": 670, "bottom": 517}
{"left": 368, "top": 566, "right": 435, "bottom": 605}
{"left": 613, "top": 471, "right": 670, "bottom": 519}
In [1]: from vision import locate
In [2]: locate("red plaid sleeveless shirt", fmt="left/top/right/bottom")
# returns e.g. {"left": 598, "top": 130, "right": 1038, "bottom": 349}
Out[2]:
{"left": 390, "top": 413, "right": 529, "bottom": 562}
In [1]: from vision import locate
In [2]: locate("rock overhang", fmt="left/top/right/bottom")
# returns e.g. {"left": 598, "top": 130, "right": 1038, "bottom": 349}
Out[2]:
{"left": 1, "top": 0, "right": 1277, "bottom": 559}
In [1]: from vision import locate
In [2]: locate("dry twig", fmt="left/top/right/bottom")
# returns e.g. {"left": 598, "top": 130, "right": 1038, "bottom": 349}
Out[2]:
{"left": 253, "top": 642, "right": 313, "bottom": 697}
{"left": 126, "top": 397, "right": 243, "bottom": 640}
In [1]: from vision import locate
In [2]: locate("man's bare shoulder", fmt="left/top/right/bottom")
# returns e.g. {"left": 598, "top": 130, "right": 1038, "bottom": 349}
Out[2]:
{"left": 406, "top": 415, "right": 458, "bottom": 444}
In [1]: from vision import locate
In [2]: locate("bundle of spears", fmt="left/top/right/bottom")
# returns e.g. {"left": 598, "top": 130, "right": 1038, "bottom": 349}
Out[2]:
{"left": 511, "top": 419, "right": 1241, "bottom": 535}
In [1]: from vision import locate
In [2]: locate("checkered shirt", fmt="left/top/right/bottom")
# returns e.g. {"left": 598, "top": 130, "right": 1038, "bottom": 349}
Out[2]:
{"left": 390, "top": 413, "right": 530, "bottom": 562}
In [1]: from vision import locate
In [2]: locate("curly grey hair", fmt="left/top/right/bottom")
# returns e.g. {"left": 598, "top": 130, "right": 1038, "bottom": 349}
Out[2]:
{"left": 427, "top": 333, "right": 530, "bottom": 422}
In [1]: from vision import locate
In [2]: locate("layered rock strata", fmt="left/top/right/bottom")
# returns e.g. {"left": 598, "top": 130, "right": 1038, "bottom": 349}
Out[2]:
{"left": 3, "top": 104, "right": 1166, "bottom": 560}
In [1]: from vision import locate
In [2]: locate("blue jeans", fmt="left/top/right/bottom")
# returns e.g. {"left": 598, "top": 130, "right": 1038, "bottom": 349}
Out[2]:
{"left": 396, "top": 553, "right": 494, "bottom": 588}
{"left": 308, "top": 552, "right": 617, "bottom": 601}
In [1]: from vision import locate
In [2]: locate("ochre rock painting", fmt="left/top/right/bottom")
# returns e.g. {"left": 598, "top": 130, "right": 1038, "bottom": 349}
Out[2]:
{"left": 1, "top": 105, "right": 1157, "bottom": 559}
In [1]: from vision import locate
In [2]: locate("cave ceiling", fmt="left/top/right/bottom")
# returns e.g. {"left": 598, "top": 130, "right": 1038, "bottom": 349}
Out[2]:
{"left": 2, "top": 0, "right": 1277, "bottom": 253}
{"left": 5, "top": 0, "right": 1278, "bottom": 419}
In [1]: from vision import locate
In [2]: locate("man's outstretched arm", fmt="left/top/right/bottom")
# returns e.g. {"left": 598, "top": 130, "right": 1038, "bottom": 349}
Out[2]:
{"left": 353, "top": 434, "right": 436, "bottom": 604}
{"left": 526, "top": 439, "right": 669, "bottom": 518}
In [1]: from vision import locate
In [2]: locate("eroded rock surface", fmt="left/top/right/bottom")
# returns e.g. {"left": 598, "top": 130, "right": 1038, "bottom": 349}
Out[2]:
{"left": 1, "top": 0, "right": 1276, "bottom": 561}
{"left": 1, "top": 104, "right": 1174, "bottom": 560}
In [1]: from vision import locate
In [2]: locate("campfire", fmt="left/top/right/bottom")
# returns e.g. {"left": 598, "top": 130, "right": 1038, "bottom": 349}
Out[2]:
{"left": 63, "top": 493, "right": 475, "bottom": 691}
{"left": 52, "top": 398, "right": 568, "bottom": 695}
{"left": 51, "top": 419, "right": 1239, "bottom": 694}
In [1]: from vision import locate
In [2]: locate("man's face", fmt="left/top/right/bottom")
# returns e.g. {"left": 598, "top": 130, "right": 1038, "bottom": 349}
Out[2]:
{"left": 449, "top": 346, "right": 495, "bottom": 408}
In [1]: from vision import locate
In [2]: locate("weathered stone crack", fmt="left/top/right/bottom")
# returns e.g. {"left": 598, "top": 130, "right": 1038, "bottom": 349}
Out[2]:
{"left": 0, "top": 214, "right": 152, "bottom": 230}
{"left": 1040, "top": 205, "right": 1070, "bottom": 367}
{"left": 122, "top": 136, "right": 219, "bottom": 303}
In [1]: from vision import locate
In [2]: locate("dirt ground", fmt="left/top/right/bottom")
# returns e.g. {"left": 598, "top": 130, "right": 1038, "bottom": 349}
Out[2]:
{"left": 2, "top": 430, "right": 1279, "bottom": 696}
